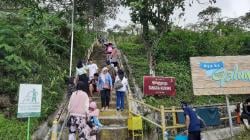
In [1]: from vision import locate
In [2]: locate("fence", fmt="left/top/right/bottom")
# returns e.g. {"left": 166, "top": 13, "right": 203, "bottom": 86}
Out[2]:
{"left": 114, "top": 39, "right": 241, "bottom": 140}
{"left": 50, "top": 39, "right": 97, "bottom": 140}
{"left": 127, "top": 93, "right": 239, "bottom": 140}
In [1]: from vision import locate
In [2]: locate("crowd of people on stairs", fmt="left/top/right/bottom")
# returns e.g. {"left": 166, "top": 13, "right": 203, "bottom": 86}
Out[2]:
{"left": 66, "top": 38, "right": 128, "bottom": 140}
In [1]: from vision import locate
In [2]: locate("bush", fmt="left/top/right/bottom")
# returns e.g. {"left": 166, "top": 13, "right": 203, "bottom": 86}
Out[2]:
{"left": 0, "top": 8, "right": 95, "bottom": 138}
{"left": 117, "top": 26, "right": 250, "bottom": 106}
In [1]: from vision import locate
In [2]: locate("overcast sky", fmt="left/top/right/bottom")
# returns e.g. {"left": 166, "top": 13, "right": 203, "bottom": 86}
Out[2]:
{"left": 106, "top": 0, "right": 250, "bottom": 29}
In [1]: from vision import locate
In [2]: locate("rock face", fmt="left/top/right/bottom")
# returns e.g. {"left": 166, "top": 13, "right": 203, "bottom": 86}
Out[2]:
{"left": 201, "top": 126, "right": 244, "bottom": 140}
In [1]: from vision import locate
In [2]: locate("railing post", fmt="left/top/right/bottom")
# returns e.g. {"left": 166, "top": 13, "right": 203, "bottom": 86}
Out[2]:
{"left": 128, "top": 94, "right": 132, "bottom": 117}
{"left": 51, "top": 120, "right": 58, "bottom": 140}
{"left": 160, "top": 105, "right": 166, "bottom": 140}
{"left": 172, "top": 106, "right": 177, "bottom": 135}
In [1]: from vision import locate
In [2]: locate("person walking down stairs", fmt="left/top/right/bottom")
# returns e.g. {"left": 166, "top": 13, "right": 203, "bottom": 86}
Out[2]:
{"left": 97, "top": 67, "right": 113, "bottom": 111}
{"left": 114, "top": 69, "right": 128, "bottom": 112}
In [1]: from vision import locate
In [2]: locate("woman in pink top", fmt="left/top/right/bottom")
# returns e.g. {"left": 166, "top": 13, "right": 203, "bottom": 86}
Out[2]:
{"left": 110, "top": 45, "right": 119, "bottom": 68}
{"left": 68, "top": 81, "right": 90, "bottom": 140}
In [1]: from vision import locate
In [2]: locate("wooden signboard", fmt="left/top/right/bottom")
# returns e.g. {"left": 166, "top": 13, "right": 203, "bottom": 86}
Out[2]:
{"left": 143, "top": 76, "right": 176, "bottom": 96}
{"left": 190, "top": 56, "right": 250, "bottom": 95}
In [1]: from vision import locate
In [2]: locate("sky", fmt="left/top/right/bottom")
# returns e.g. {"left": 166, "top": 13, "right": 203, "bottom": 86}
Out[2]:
{"left": 105, "top": 0, "right": 250, "bottom": 29}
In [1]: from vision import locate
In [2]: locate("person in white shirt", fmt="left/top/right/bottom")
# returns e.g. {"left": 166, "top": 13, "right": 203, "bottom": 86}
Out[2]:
{"left": 87, "top": 59, "right": 98, "bottom": 80}
{"left": 114, "top": 69, "right": 128, "bottom": 111}
{"left": 74, "top": 60, "right": 88, "bottom": 85}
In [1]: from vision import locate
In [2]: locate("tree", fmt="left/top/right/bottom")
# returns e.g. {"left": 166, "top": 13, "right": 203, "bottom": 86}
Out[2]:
{"left": 122, "top": 0, "right": 184, "bottom": 75}
{"left": 241, "top": 11, "right": 250, "bottom": 29}
{"left": 113, "top": 24, "right": 121, "bottom": 32}
{"left": 93, "top": 15, "right": 106, "bottom": 32}
{"left": 122, "top": 0, "right": 216, "bottom": 75}
{"left": 0, "top": 0, "right": 120, "bottom": 30}
{"left": 198, "top": 6, "right": 221, "bottom": 25}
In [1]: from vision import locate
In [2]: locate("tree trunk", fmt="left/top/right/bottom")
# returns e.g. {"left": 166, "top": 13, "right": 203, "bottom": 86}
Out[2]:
{"left": 92, "top": 18, "right": 95, "bottom": 32}
{"left": 148, "top": 48, "right": 155, "bottom": 76}
{"left": 140, "top": 0, "right": 156, "bottom": 76}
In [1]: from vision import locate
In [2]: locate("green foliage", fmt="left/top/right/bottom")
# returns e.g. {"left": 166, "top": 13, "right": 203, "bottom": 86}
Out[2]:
{"left": 117, "top": 36, "right": 148, "bottom": 87}
{"left": 0, "top": 114, "right": 39, "bottom": 139}
{"left": 230, "top": 130, "right": 250, "bottom": 140}
{"left": 118, "top": 24, "right": 250, "bottom": 107}
{"left": 0, "top": 8, "right": 95, "bottom": 138}
{"left": 198, "top": 6, "right": 221, "bottom": 22}
{"left": 156, "top": 28, "right": 250, "bottom": 62}
{"left": 122, "top": 0, "right": 186, "bottom": 33}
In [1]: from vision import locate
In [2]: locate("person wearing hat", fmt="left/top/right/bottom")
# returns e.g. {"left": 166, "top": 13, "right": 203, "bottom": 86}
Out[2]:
{"left": 181, "top": 101, "right": 201, "bottom": 140}
{"left": 97, "top": 67, "right": 113, "bottom": 111}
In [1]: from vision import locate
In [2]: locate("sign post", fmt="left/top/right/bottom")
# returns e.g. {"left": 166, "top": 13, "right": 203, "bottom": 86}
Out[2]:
{"left": 27, "top": 117, "right": 30, "bottom": 140}
{"left": 190, "top": 56, "right": 250, "bottom": 138}
{"left": 143, "top": 76, "right": 176, "bottom": 96}
{"left": 17, "top": 84, "right": 42, "bottom": 140}
{"left": 225, "top": 95, "right": 234, "bottom": 136}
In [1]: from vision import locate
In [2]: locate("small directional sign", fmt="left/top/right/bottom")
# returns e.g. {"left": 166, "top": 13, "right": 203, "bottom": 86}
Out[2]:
{"left": 17, "top": 84, "right": 42, "bottom": 118}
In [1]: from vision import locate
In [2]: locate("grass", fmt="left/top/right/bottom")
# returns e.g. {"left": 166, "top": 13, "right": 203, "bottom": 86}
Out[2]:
{"left": 117, "top": 35, "right": 248, "bottom": 108}
{"left": 117, "top": 34, "right": 250, "bottom": 139}
{"left": 0, "top": 114, "right": 39, "bottom": 139}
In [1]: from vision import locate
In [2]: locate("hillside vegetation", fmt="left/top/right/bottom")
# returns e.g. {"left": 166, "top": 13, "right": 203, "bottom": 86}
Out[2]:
{"left": 117, "top": 23, "right": 250, "bottom": 107}
{"left": 0, "top": 8, "right": 95, "bottom": 138}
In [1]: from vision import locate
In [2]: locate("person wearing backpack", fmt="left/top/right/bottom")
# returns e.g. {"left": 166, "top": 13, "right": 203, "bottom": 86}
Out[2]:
{"left": 181, "top": 101, "right": 201, "bottom": 140}
{"left": 114, "top": 69, "right": 128, "bottom": 111}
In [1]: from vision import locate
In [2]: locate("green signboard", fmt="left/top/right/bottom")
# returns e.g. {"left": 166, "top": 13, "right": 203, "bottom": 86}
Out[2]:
{"left": 17, "top": 84, "right": 42, "bottom": 118}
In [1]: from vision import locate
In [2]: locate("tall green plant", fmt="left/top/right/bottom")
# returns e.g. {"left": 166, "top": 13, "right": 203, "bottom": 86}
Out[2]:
{"left": 0, "top": 7, "right": 96, "bottom": 139}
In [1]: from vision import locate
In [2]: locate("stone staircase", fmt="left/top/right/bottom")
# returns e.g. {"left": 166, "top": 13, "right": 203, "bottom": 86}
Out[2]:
{"left": 59, "top": 43, "right": 129, "bottom": 140}
{"left": 90, "top": 43, "right": 129, "bottom": 140}
{"left": 92, "top": 92, "right": 128, "bottom": 140}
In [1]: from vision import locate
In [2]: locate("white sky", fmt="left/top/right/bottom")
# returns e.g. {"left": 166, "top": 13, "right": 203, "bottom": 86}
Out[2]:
{"left": 106, "top": 0, "right": 250, "bottom": 29}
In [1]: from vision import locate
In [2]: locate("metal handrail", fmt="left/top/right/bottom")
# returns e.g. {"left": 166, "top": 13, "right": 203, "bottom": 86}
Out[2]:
{"left": 130, "top": 111, "right": 162, "bottom": 128}
{"left": 51, "top": 40, "right": 97, "bottom": 140}
{"left": 129, "top": 97, "right": 161, "bottom": 112}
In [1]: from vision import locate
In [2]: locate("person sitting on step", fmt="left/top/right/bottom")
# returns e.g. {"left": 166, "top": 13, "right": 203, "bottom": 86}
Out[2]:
{"left": 89, "top": 73, "right": 99, "bottom": 97}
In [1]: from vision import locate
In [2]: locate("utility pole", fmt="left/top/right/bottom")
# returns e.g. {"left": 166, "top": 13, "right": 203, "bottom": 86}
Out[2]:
{"left": 69, "top": 0, "right": 75, "bottom": 77}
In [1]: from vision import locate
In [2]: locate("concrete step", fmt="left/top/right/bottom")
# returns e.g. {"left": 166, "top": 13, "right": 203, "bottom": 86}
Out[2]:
{"left": 99, "top": 115, "right": 128, "bottom": 126}
{"left": 91, "top": 95, "right": 118, "bottom": 101}
{"left": 95, "top": 101, "right": 127, "bottom": 109}
{"left": 97, "top": 125, "right": 128, "bottom": 140}
{"left": 99, "top": 109, "right": 128, "bottom": 117}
